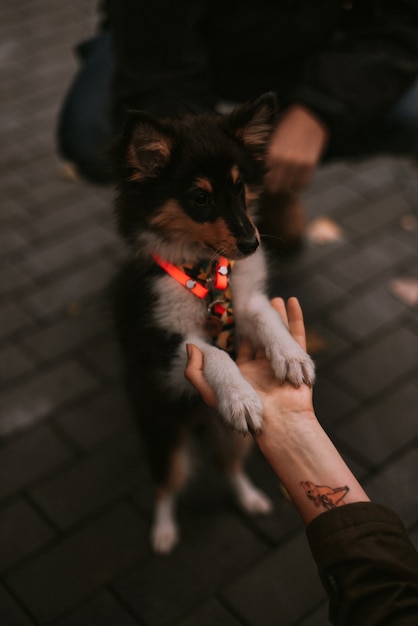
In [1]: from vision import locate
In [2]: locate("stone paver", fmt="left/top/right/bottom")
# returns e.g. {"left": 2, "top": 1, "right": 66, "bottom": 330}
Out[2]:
{"left": 222, "top": 532, "right": 326, "bottom": 626}
{"left": 1, "top": 2, "right": 418, "bottom": 625}
{"left": 6, "top": 505, "right": 149, "bottom": 624}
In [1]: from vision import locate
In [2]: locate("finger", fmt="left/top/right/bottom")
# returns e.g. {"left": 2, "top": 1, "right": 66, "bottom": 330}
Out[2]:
{"left": 286, "top": 297, "right": 307, "bottom": 351}
{"left": 236, "top": 337, "right": 255, "bottom": 365}
{"left": 184, "top": 344, "right": 218, "bottom": 408}
{"left": 270, "top": 297, "right": 288, "bottom": 326}
{"left": 185, "top": 343, "right": 204, "bottom": 371}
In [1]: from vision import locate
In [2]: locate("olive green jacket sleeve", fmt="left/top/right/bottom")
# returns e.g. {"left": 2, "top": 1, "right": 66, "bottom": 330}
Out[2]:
{"left": 306, "top": 502, "right": 418, "bottom": 625}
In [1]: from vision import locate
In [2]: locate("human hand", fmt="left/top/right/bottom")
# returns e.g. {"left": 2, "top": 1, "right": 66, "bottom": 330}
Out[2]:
{"left": 264, "top": 105, "right": 328, "bottom": 193}
{"left": 184, "top": 297, "right": 315, "bottom": 423}
{"left": 185, "top": 299, "right": 370, "bottom": 523}
{"left": 237, "top": 297, "right": 315, "bottom": 423}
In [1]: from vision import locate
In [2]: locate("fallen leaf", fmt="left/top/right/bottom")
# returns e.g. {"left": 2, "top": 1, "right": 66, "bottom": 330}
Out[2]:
{"left": 66, "top": 301, "right": 83, "bottom": 316}
{"left": 399, "top": 213, "right": 417, "bottom": 232}
{"left": 306, "top": 217, "right": 343, "bottom": 244}
{"left": 60, "top": 161, "right": 80, "bottom": 181}
{"left": 306, "top": 328, "right": 327, "bottom": 354}
{"left": 389, "top": 278, "right": 418, "bottom": 306}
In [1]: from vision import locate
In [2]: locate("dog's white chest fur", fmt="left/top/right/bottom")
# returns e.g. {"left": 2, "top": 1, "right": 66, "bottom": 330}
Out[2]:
{"left": 151, "top": 248, "right": 315, "bottom": 434}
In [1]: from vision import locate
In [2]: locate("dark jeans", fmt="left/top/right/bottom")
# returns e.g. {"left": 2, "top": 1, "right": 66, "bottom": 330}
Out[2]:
{"left": 56, "top": 31, "right": 418, "bottom": 184}
{"left": 57, "top": 31, "right": 114, "bottom": 183}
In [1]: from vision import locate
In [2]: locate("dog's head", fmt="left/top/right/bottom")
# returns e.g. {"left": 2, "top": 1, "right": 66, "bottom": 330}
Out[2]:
{"left": 114, "top": 94, "right": 277, "bottom": 263}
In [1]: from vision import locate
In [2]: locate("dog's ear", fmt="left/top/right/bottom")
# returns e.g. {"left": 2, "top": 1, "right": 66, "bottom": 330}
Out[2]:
{"left": 227, "top": 92, "right": 278, "bottom": 159}
{"left": 124, "top": 112, "right": 174, "bottom": 181}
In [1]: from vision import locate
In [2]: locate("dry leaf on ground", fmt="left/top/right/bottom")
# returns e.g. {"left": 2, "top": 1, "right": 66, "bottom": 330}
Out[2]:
{"left": 306, "top": 217, "right": 344, "bottom": 244}
{"left": 389, "top": 278, "right": 418, "bottom": 306}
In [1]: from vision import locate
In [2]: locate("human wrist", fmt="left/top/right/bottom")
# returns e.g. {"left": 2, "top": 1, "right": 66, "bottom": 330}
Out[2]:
{"left": 261, "top": 391, "right": 317, "bottom": 432}
{"left": 256, "top": 407, "right": 320, "bottom": 460}
{"left": 256, "top": 413, "right": 369, "bottom": 523}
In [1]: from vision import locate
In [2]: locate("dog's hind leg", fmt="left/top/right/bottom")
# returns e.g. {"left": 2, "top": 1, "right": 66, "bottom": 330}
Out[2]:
{"left": 152, "top": 489, "right": 178, "bottom": 554}
{"left": 126, "top": 375, "right": 192, "bottom": 554}
{"left": 151, "top": 441, "right": 191, "bottom": 554}
{"left": 208, "top": 418, "right": 273, "bottom": 515}
{"left": 228, "top": 468, "right": 273, "bottom": 514}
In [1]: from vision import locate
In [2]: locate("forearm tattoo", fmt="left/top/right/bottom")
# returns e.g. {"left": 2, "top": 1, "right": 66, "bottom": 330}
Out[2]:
{"left": 301, "top": 481, "right": 349, "bottom": 511}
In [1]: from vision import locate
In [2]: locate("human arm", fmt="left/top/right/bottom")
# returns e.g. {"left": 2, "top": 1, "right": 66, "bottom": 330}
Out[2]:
{"left": 264, "top": 2, "right": 418, "bottom": 192}
{"left": 185, "top": 297, "right": 369, "bottom": 524}
{"left": 286, "top": 1, "right": 418, "bottom": 153}
{"left": 264, "top": 105, "right": 328, "bottom": 193}
{"left": 308, "top": 503, "right": 418, "bottom": 625}
{"left": 253, "top": 340, "right": 418, "bottom": 623}
{"left": 185, "top": 297, "right": 418, "bottom": 622}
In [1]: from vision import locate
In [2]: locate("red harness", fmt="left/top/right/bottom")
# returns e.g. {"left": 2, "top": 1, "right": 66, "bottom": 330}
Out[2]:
{"left": 151, "top": 253, "right": 230, "bottom": 297}
{"left": 151, "top": 252, "right": 235, "bottom": 353}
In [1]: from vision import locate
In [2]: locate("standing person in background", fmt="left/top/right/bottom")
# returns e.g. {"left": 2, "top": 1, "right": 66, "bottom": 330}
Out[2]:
{"left": 185, "top": 297, "right": 418, "bottom": 625}
{"left": 58, "top": 1, "right": 418, "bottom": 250}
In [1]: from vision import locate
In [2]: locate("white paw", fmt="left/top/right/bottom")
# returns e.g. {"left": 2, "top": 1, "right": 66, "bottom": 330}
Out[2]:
{"left": 151, "top": 492, "right": 178, "bottom": 554}
{"left": 229, "top": 473, "right": 273, "bottom": 515}
{"left": 238, "top": 486, "right": 273, "bottom": 514}
{"left": 218, "top": 380, "right": 264, "bottom": 434}
{"left": 202, "top": 347, "right": 264, "bottom": 434}
{"left": 269, "top": 342, "right": 315, "bottom": 387}
{"left": 151, "top": 518, "right": 179, "bottom": 554}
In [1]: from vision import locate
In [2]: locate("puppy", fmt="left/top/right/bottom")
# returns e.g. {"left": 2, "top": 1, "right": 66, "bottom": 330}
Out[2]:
{"left": 112, "top": 94, "right": 315, "bottom": 553}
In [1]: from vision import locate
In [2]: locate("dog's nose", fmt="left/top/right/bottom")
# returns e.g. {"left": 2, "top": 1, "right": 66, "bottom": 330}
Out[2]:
{"left": 237, "top": 236, "right": 259, "bottom": 255}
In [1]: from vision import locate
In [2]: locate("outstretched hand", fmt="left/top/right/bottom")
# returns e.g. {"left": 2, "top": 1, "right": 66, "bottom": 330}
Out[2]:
{"left": 185, "top": 298, "right": 370, "bottom": 524}
{"left": 184, "top": 297, "right": 315, "bottom": 423}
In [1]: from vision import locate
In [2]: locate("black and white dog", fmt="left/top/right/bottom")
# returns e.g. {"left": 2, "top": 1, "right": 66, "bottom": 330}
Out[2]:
{"left": 113, "top": 94, "right": 315, "bottom": 553}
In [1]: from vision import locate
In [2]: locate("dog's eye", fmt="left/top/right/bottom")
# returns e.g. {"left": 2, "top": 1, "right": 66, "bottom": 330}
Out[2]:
{"left": 193, "top": 191, "right": 210, "bottom": 207}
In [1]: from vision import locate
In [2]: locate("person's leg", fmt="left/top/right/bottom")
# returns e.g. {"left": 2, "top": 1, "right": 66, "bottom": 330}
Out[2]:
{"left": 57, "top": 31, "right": 114, "bottom": 184}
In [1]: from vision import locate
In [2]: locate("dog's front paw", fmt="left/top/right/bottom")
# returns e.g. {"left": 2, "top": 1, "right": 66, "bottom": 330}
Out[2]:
{"left": 269, "top": 342, "right": 315, "bottom": 388}
{"left": 202, "top": 348, "right": 264, "bottom": 434}
{"left": 217, "top": 380, "right": 264, "bottom": 434}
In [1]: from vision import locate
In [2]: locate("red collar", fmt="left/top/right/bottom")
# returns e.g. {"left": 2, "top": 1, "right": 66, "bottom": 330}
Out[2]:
{"left": 151, "top": 253, "right": 231, "bottom": 298}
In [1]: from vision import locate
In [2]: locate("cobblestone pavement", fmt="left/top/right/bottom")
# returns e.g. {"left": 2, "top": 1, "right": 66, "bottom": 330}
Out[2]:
{"left": 2, "top": 2, "right": 418, "bottom": 625}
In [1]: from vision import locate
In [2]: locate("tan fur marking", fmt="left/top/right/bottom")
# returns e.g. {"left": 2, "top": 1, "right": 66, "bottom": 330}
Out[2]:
{"left": 127, "top": 144, "right": 143, "bottom": 180}
{"left": 148, "top": 200, "right": 194, "bottom": 230}
{"left": 231, "top": 166, "right": 240, "bottom": 184}
{"left": 245, "top": 184, "right": 260, "bottom": 203}
{"left": 148, "top": 200, "right": 239, "bottom": 256}
{"left": 168, "top": 444, "right": 190, "bottom": 491}
{"left": 201, "top": 220, "right": 238, "bottom": 255}
{"left": 194, "top": 177, "right": 213, "bottom": 193}
{"left": 127, "top": 136, "right": 172, "bottom": 181}
{"left": 144, "top": 138, "right": 171, "bottom": 157}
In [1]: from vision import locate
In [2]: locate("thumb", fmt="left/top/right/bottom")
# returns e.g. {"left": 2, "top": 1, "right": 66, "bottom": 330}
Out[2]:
{"left": 184, "top": 344, "right": 218, "bottom": 409}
